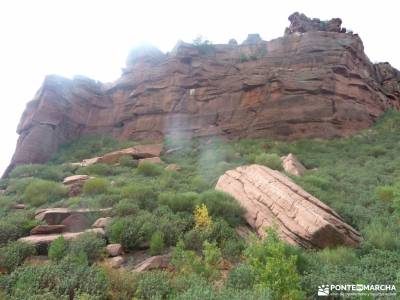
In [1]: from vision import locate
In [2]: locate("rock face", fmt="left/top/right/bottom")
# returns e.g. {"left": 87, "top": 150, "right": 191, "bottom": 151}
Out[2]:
{"left": 132, "top": 254, "right": 171, "bottom": 272}
{"left": 281, "top": 153, "right": 306, "bottom": 176}
{"left": 30, "top": 225, "right": 65, "bottom": 235}
{"left": 35, "top": 207, "right": 111, "bottom": 225}
{"left": 215, "top": 164, "right": 362, "bottom": 248}
{"left": 63, "top": 174, "right": 91, "bottom": 196}
{"left": 4, "top": 12, "right": 400, "bottom": 176}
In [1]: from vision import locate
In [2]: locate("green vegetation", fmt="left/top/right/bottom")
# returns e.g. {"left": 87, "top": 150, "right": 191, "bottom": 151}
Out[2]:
{"left": 1, "top": 111, "right": 400, "bottom": 299}
{"left": 22, "top": 179, "right": 67, "bottom": 206}
{"left": 192, "top": 36, "right": 215, "bottom": 55}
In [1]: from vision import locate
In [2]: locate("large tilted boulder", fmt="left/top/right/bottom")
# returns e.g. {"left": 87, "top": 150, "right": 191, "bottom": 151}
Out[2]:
{"left": 132, "top": 254, "right": 171, "bottom": 273}
{"left": 215, "top": 165, "right": 362, "bottom": 249}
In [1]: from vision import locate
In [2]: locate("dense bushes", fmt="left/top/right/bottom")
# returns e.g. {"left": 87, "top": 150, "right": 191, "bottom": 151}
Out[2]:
{"left": 48, "top": 236, "right": 68, "bottom": 262}
{"left": 137, "top": 161, "right": 164, "bottom": 177}
{"left": 254, "top": 153, "right": 283, "bottom": 170}
{"left": 0, "top": 241, "right": 35, "bottom": 272}
{"left": 0, "top": 212, "right": 41, "bottom": 245}
{"left": 22, "top": 179, "right": 67, "bottom": 206}
{"left": 83, "top": 178, "right": 110, "bottom": 195}
{"left": 69, "top": 232, "right": 106, "bottom": 263}
{"left": 0, "top": 256, "right": 109, "bottom": 299}
{"left": 9, "top": 164, "right": 70, "bottom": 181}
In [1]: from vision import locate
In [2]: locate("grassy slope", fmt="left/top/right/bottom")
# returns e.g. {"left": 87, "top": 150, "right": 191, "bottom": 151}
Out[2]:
{"left": 1, "top": 111, "right": 400, "bottom": 298}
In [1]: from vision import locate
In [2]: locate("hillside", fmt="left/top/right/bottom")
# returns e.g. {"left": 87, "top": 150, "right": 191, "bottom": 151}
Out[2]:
{"left": 4, "top": 12, "right": 400, "bottom": 177}
{"left": 0, "top": 110, "right": 399, "bottom": 299}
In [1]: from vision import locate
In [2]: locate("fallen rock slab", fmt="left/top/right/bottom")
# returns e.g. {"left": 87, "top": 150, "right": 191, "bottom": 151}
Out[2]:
{"left": 19, "top": 228, "right": 105, "bottom": 247}
{"left": 281, "top": 153, "right": 306, "bottom": 176}
{"left": 215, "top": 164, "right": 362, "bottom": 249}
{"left": 61, "top": 213, "right": 90, "bottom": 232}
{"left": 107, "top": 256, "right": 125, "bottom": 269}
{"left": 30, "top": 225, "right": 65, "bottom": 235}
{"left": 133, "top": 254, "right": 171, "bottom": 272}
{"left": 97, "top": 144, "right": 164, "bottom": 164}
{"left": 12, "top": 203, "right": 26, "bottom": 209}
{"left": 35, "top": 207, "right": 112, "bottom": 225}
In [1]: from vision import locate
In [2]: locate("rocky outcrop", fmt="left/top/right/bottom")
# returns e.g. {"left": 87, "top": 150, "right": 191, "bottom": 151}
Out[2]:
{"left": 4, "top": 12, "right": 400, "bottom": 176}
{"left": 106, "top": 244, "right": 123, "bottom": 257}
{"left": 63, "top": 175, "right": 91, "bottom": 196}
{"left": 19, "top": 228, "right": 105, "bottom": 247}
{"left": 132, "top": 254, "right": 171, "bottom": 272}
{"left": 281, "top": 153, "right": 306, "bottom": 176}
{"left": 30, "top": 225, "right": 65, "bottom": 235}
{"left": 35, "top": 207, "right": 112, "bottom": 225}
{"left": 215, "top": 164, "right": 362, "bottom": 248}
{"left": 92, "top": 217, "right": 112, "bottom": 228}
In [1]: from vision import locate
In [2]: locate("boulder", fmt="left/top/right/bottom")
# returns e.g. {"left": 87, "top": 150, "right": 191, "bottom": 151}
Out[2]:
{"left": 133, "top": 254, "right": 171, "bottom": 273}
{"left": 107, "top": 255, "right": 125, "bottom": 269}
{"left": 19, "top": 228, "right": 105, "bottom": 247}
{"left": 215, "top": 165, "right": 362, "bottom": 249}
{"left": 61, "top": 213, "right": 90, "bottom": 232}
{"left": 35, "top": 207, "right": 112, "bottom": 225}
{"left": 30, "top": 225, "right": 65, "bottom": 235}
{"left": 138, "top": 157, "right": 163, "bottom": 165}
{"left": 106, "top": 244, "right": 123, "bottom": 257}
{"left": 63, "top": 174, "right": 91, "bottom": 196}
{"left": 165, "top": 164, "right": 180, "bottom": 171}
{"left": 12, "top": 203, "right": 26, "bottom": 209}
{"left": 281, "top": 153, "right": 306, "bottom": 176}
{"left": 92, "top": 217, "right": 112, "bottom": 228}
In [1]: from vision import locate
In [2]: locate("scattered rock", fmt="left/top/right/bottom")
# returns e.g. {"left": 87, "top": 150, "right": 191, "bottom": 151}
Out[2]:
{"left": 108, "top": 255, "right": 125, "bottom": 269}
{"left": 92, "top": 217, "right": 112, "bottom": 228}
{"left": 35, "top": 207, "right": 112, "bottom": 225}
{"left": 63, "top": 174, "right": 91, "bottom": 196}
{"left": 12, "top": 203, "right": 26, "bottom": 209}
{"left": 106, "top": 244, "right": 123, "bottom": 257}
{"left": 133, "top": 254, "right": 171, "bottom": 272}
{"left": 281, "top": 153, "right": 306, "bottom": 176}
{"left": 30, "top": 225, "right": 65, "bottom": 235}
{"left": 215, "top": 164, "right": 362, "bottom": 249}
{"left": 165, "top": 164, "right": 180, "bottom": 171}
{"left": 19, "top": 228, "right": 105, "bottom": 247}
{"left": 61, "top": 213, "right": 90, "bottom": 232}
{"left": 139, "top": 157, "right": 163, "bottom": 165}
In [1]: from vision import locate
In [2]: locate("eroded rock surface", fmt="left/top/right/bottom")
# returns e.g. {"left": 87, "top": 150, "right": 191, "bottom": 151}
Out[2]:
{"left": 215, "top": 164, "right": 362, "bottom": 248}
{"left": 281, "top": 153, "right": 306, "bottom": 176}
{"left": 4, "top": 12, "right": 400, "bottom": 176}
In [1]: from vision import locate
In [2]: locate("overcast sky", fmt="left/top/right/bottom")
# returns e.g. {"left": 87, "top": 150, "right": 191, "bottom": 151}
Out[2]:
{"left": 0, "top": 0, "right": 399, "bottom": 175}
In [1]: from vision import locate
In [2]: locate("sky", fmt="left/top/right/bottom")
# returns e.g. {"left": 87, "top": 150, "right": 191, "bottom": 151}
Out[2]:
{"left": 0, "top": 0, "right": 399, "bottom": 175}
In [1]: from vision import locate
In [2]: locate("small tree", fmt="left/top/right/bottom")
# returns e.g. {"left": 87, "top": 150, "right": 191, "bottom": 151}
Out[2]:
{"left": 150, "top": 231, "right": 165, "bottom": 256}
{"left": 48, "top": 236, "right": 68, "bottom": 262}
{"left": 194, "top": 204, "right": 212, "bottom": 230}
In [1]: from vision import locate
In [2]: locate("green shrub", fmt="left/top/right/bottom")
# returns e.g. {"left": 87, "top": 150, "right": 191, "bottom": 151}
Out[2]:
{"left": 9, "top": 164, "right": 67, "bottom": 181}
{"left": 0, "top": 241, "right": 35, "bottom": 272}
{"left": 48, "top": 236, "right": 68, "bottom": 262}
{"left": 227, "top": 263, "right": 255, "bottom": 290}
{"left": 364, "top": 223, "right": 400, "bottom": 250}
{"left": 137, "top": 161, "right": 164, "bottom": 177}
{"left": 22, "top": 179, "right": 67, "bottom": 206}
{"left": 107, "top": 212, "right": 156, "bottom": 250}
{"left": 0, "top": 212, "right": 40, "bottom": 245}
{"left": 150, "top": 231, "right": 165, "bottom": 256}
{"left": 254, "top": 153, "right": 283, "bottom": 170}
{"left": 244, "top": 228, "right": 304, "bottom": 299}
{"left": 136, "top": 271, "right": 171, "bottom": 299}
{"left": 316, "top": 246, "right": 358, "bottom": 266}
{"left": 114, "top": 199, "right": 140, "bottom": 216}
{"left": 119, "top": 155, "right": 138, "bottom": 167}
{"left": 375, "top": 186, "right": 396, "bottom": 202}
{"left": 368, "top": 145, "right": 387, "bottom": 157}
{"left": 83, "top": 178, "right": 110, "bottom": 195}
{"left": 0, "top": 256, "right": 109, "bottom": 299}
{"left": 85, "top": 163, "right": 114, "bottom": 176}
{"left": 192, "top": 36, "right": 215, "bottom": 55}
{"left": 69, "top": 232, "right": 105, "bottom": 263}
{"left": 198, "top": 190, "right": 244, "bottom": 226}
{"left": 121, "top": 183, "right": 158, "bottom": 210}
{"left": 202, "top": 241, "right": 222, "bottom": 280}
{"left": 158, "top": 192, "right": 199, "bottom": 212}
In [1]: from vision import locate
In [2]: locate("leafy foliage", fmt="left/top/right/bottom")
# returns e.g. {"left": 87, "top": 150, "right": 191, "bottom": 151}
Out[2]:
{"left": 22, "top": 179, "right": 67, "bottom": 206}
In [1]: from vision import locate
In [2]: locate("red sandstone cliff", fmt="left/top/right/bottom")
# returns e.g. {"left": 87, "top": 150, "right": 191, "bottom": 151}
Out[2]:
{"left": 4, "top": 12, "right": 400, "bottom": 176}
